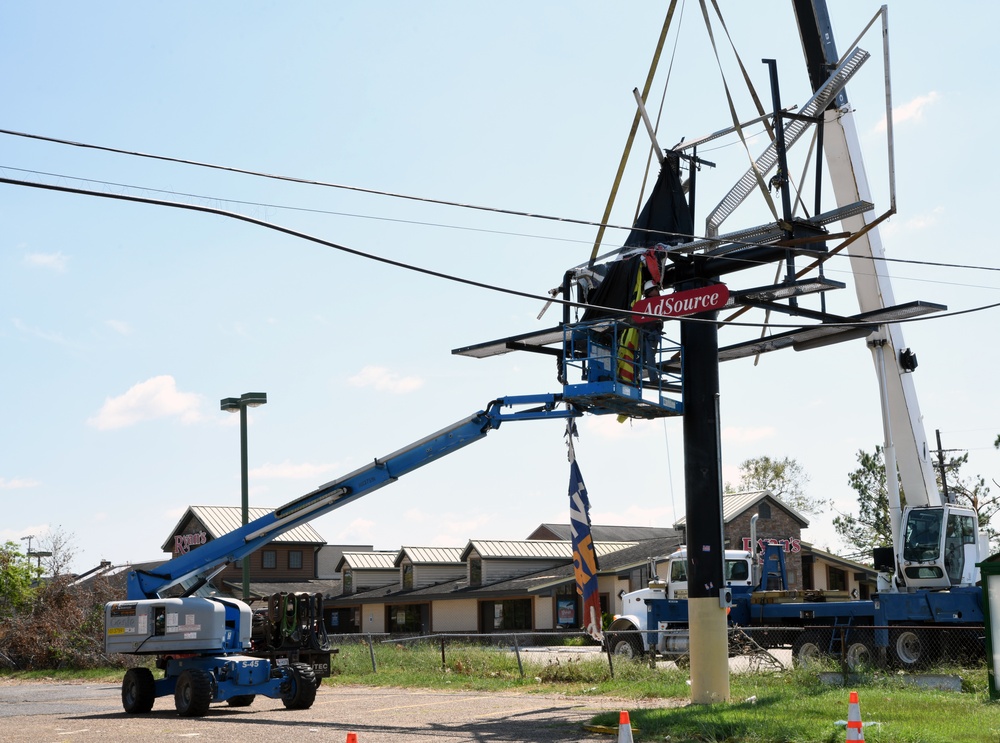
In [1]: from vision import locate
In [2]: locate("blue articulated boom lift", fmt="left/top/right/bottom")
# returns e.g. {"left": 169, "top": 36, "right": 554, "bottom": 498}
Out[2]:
{"left": 105, "top": 320, "right": 683, "bottom": 717}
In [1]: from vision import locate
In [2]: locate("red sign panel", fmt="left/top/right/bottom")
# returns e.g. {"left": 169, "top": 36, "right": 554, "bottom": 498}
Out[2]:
{"left": 631, "top": 284, "right": 730, "bottom": 322}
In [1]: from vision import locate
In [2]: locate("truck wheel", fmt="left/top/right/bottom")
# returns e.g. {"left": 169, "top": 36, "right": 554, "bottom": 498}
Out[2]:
{"left": 611, "top": 634, "right": 642, "bottom": 660}
{"left": 792, "top": 631, "right": 828, "bottom": 667}
{"left": 174, "top": 669, "right": 214, "bottom": 717}
{"left": 121, "top": 667, "right": 156, "bottom": 714}
{"left": 845, "top": 632, "right": 876, "bottom": 671}
{"left": 226, "top": 694, "right": 256, "bottom": 707}
{"left": 281, "top": 662, "right": 317, "bottom": 710}
{"left": 890, "top": 629, "right": 930, "bottom": 669}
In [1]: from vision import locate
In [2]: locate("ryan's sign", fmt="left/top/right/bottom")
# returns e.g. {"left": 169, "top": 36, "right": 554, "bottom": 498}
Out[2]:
{"left": 631, "top": 283, "right": 729, "bottom": 322}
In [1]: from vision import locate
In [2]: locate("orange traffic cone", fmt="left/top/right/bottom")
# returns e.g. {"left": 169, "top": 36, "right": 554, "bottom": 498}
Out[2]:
{"left": 345, "top": 734, "right": 358, "bottom": 743}
{"left": 846, "top": 690, "right": 864, "bottom": 742}
{"left": 617, "top": 710, "right": 635, "bottom": 743}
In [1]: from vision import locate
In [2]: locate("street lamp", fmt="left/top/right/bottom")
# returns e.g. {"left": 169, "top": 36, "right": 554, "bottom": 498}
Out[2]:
{"left": 220, "top": 392, "right": 267, "bottom": 601}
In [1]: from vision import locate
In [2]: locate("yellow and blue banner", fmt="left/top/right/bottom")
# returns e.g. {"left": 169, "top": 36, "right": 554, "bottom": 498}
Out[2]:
{"left": 567, "top": 424, "right": 602, "bottom": 641}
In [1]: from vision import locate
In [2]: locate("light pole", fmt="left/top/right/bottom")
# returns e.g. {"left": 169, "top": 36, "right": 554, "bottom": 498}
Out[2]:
{"left": 220, "top": 392, "right": 267, "bottom": 602}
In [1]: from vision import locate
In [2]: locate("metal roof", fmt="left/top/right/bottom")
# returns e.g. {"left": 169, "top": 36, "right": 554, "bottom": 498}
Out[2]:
{"left": 461, "top": 540, "right": 637, "bottom": 561}
{"left": 337, "top": 551, "right": 398, "bottom": 571}
{"left": 527, "top": 524, "right": 678, "bottom": 542}
{"left": 673, "top": 491, "right": 809, "bottom": 528}
{"left": 394, "top": 546, "right": 465, "bottom": 566}
{"left": 160, "top": 506, "right": 326, "bottom": 552}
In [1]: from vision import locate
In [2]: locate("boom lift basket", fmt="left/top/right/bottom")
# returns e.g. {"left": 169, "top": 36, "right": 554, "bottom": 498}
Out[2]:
{"left": 560, "top": 319, "right": 683, "bottom": 419}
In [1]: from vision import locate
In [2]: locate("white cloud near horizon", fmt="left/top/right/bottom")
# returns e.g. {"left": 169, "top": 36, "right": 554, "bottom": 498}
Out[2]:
{"left": 347, "top": 366, "right": 423, "bottom": 394}
{"left": 0, "top": 476, "right": 40, "bottom": 490}
{"left": 87, "top": 375, "right": 203, "bottom": 430}
{"left": 721, "top": 425, "right": 777, "bottom": 444}
{"left": 23, "top": 251, "right": 69, "bottom": 272}
{"left": 876, "top": 91, "right": 939, "bottom": 132}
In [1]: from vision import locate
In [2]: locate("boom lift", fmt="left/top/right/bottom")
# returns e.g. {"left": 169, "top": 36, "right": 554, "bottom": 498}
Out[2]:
{"left": 106, "top": 330, "right": 683, "bottom": 717}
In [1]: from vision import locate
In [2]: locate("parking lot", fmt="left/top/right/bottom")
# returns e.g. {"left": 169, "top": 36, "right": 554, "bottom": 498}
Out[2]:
{"left": 0, "top": 680, "right": 681, "bottom": 743}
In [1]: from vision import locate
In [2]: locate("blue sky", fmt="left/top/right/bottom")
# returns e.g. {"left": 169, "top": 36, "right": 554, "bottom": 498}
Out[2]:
{"left": 2, "top": 2, "right": 997, "bottom": 572}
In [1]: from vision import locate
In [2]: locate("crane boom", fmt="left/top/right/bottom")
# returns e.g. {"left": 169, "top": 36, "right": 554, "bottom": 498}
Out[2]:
{"left": 793, "top": 0, "right": 983, "bottom": 590}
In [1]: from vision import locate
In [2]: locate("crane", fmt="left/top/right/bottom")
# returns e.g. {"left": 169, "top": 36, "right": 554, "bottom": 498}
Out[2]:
{"left": 792, "top": 0, "right": 984, "bottom": 591}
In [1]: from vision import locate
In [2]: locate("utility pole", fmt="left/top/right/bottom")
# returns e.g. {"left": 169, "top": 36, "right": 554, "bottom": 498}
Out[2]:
{"left": 681, "top": 302, "right": 730, "bottom": 703}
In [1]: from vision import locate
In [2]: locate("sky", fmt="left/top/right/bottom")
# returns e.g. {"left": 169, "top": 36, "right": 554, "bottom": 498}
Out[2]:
{"left": 1, "top": 2, "right": 998, "bottom": 574}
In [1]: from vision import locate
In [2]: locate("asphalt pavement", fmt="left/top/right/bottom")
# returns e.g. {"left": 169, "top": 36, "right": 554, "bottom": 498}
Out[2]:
{"left": 0, "top": 681, "right": 679, "bottom": 742}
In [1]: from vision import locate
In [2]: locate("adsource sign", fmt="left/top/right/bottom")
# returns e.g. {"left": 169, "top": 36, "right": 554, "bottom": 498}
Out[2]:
{"left": 631, "top": 284, "right": 729, "bottom": 322}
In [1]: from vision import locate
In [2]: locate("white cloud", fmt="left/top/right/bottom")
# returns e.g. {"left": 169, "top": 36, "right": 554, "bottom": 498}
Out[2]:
{"left": 347, "top": 366, "right": 423, "bottom": 394}
{"left": 331, "top": 517, "right": 377, "bottom": 542}
{"left": 23, "top": 251, "right": 69, "bottom": 272}
{"left": 12, "top": 318, "right": 73, "bottom": 347}
{"left": 590, "top": 502, "right": 676, "bottom": 526}
{"left": 105, "top": 319, "right": 132, "bottom": 335}
{"left": 582, "top": 414, "right": 662, "bottom": 442}
{"left": 875, "top": 91, "right": 939, "bottom": 132}
{"left": 0, "top": 476, "right": 40, "bottom": 490}
{"left": 87, "top": 375, "right": 203, "bottom": 430}
{"left": 721, "top": 425, "right": 776, "bottom": 444}
{"left": 250, "top": 460, "right": 339, "bottom": 480}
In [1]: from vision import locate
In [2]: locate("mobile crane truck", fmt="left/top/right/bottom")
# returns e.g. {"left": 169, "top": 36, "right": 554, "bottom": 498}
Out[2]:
{"left": 607, "top": 0, "right": 990, "bottom": 670}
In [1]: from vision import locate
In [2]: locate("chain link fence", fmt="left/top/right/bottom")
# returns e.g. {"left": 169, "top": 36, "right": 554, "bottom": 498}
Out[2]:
{"left": 326, "top": 624, "right": 987, "bottom": 680}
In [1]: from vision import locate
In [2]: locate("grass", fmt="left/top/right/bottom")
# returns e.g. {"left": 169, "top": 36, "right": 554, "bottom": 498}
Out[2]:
{"left": 4, "top": 643, "right": 999, "bottom": 741}
{"left": 328, "top": 640, "right": 1000, "bottom": 742}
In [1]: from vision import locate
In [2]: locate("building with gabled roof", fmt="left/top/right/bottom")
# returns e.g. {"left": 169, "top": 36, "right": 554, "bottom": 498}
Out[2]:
{"left": 161, "top": 505, "right": 335, "bottom": 598}
{"left": 461, "top": 539, "right": 638, "bottom": 585}
{"left": 526, "top": 523, "right": 677, "bottom": 542}
{"left": 325, "top": 535, "right": 681, "bottom": 635}
{"left": 675, "top": 491, "right": 810, "bottom": 590}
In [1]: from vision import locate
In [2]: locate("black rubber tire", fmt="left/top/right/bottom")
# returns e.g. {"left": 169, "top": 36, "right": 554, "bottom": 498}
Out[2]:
{"left": 610, "top": 634, "right": 643, "bottom": 661}
{"left": 281, "top": 662, "right": 317, "bottom": 710}
{"left": 174, "top": 669, "right": 214, "bottom": 717}
{"left": 121, "top": 667, "right": 156, "bottom": 714}
{"left": 226, "top": 694, "right": 256, "bottom": 707}
{"left": 791, "top": 630, "right": 829, "bottom": 668}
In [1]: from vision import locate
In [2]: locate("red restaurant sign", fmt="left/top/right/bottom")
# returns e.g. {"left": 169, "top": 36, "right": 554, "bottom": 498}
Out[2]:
{"left": 631, "top": 283, "right": 730, "bottom": 322}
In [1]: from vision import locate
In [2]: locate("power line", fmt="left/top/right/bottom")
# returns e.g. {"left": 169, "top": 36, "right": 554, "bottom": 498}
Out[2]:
{"left": 5, "top": 128, "right": 1000, "bottom": 280}
{"left": 3, "top": 172, "right": 999, "bottom": 331}
{"left": 4, "top": 161, "right": 1000, "bottom": 291}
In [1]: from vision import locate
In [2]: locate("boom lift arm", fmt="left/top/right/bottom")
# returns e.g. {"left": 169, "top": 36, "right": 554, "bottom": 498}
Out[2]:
{"left": 126, "top": 394, "right": 579, "bottom": 601}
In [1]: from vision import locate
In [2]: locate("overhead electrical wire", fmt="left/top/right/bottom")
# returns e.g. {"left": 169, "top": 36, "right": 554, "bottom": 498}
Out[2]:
{"left": 4, "top": 161, "right": 998, "bottom": 289}
{"left": 2, "top": 172, "right": 998, "bottom": 330}
{"left": 3, "top": 130, "right": 1000, "bottom": 281}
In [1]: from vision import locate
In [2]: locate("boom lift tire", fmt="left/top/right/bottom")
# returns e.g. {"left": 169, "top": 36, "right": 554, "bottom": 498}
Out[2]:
{"left": 174, "top": 669, "right": 214, "bottom": 717}
{"left": 226, "top": 694, "right": 256, "bottom": 707}
{"left": 121, "top": 667, "right": 156, "bottom": 714}
{"left": 280, "top": 662, "right": 317, "bottom": 710}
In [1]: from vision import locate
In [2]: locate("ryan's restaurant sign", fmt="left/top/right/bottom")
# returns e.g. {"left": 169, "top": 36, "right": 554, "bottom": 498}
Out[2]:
{"left": 174, "top": 531, "right": 208, "bottom": 556}
{"left": 632, "top": 283, "right": 729, "bottom": 322}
